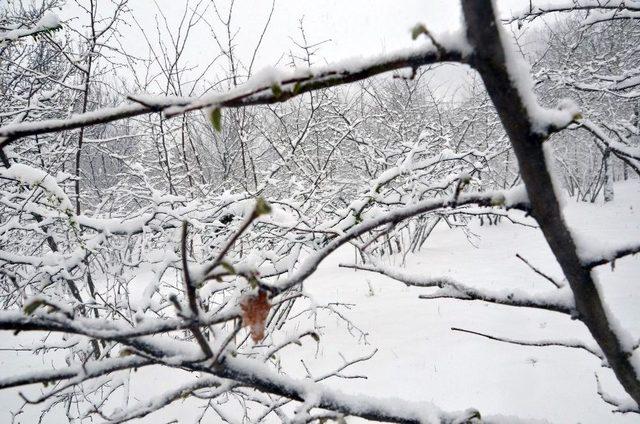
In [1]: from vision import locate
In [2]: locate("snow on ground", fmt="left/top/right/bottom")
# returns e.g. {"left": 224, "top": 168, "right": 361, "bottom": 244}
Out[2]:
{"left": 1, "top": 180, "right": 639, "bottom": 423}
{"left": 296, "top": 180, "right": 640, "bottom": 424}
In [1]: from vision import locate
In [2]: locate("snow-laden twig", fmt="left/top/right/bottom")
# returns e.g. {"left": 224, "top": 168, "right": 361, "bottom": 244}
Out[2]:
{"left": 504, "top": 0, "right": 640, "bottom": 24}
{"left": 339, "top": 261, "right": 575, "bottom": 315}
{"left": 0, "top": 12, "right": 61, "bottom": 43}
{"left": 580, "top": 119, "right": 640, "bottom": 175}
{"left": 595, "top": 373, "right": 640, "bottom": 415}
{"left": 0, "top": 308, "right": 241, "bottom": 341}
{"left": 104, "top": 377, "right": 230, "bottom": 423}
{"left": 582, "top": 243, "right": 640, "bottom": 269}
{"left": 180, "top": 221, "right": 214, "bottom": 359}
{"left": 191, "top": 353, "right": 481, "bottom": 424}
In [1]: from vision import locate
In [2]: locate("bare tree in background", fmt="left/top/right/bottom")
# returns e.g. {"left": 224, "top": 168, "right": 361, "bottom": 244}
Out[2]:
{"left": 0, "top": 0, "right": 639, "bottom": 422}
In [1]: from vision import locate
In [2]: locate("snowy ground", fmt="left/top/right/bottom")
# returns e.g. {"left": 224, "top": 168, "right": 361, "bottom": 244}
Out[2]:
{"left": 1, "top": 180, "right": 639, "bottom": 423}
{"left": 285, "top": 180, "right": 640, "bottom": 424}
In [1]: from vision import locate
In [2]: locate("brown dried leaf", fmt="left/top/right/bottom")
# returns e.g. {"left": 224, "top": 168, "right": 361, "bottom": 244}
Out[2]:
{"left": 240, "top": 291, "right": 271, "bottom": 343}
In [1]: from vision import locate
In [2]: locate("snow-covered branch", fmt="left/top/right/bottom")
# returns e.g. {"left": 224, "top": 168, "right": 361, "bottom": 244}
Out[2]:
{"left": 339, "top": 261, "right": 575, "bottom": 315}
{"left": 505, "top": 0, "right": 640, "bottom": 24}
{"left": 0, "top": 42, "right": 468, "bottom": 147}
{"left": 582, "top": 243, "right": 640, "bottom": 269}
{"left": 0, "top": 12, "right": 61, "bottom": 43}
{"left": 262, "top": 188, "right": 528, "bottom": 294}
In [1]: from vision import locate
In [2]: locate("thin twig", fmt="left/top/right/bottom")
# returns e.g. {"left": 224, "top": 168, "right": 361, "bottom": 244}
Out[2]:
{"left": 516, "top": 253, "right": 562, "bottom": 288}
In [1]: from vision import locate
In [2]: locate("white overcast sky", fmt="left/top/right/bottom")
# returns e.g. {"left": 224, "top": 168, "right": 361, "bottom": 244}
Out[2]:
{"left": 57, "top": 0, "right": 530, "bottom": 93}
{"left": 122, "top": 1, "right": 526, "bottom": 66}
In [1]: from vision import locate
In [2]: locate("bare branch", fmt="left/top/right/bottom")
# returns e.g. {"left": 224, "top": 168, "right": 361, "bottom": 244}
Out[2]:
{"left": 516, "top": 253, "right": 563, "bottom": 288}
{"left": 451, "top": 327, "right": 604, "bottom": 361}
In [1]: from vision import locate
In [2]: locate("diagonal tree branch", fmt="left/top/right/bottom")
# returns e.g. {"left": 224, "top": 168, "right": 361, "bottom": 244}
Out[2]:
{"left": 516, "top": 253, "right": 563, "bottom": 288}
{"left": 462, "top": 0, "right": 640, "bottom": 406}
{"left": 0, "top": 44, "right": 467, "bottom": 148}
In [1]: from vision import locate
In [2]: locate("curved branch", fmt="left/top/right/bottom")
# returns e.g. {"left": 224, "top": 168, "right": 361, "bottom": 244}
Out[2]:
{"left": 340, "top": 262, "right": 574, "bottom": 315}
{"left": 188, "top": 355, "right": 481, "bottom": 424}
{"left": 450, "top": 327, "right": 604, "bottom": 361}
{"left": 0, "top": 13, "right": 62, "bottom": 43}
{"left": 265, "top": 189, "right": 528, "bottom": 295}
